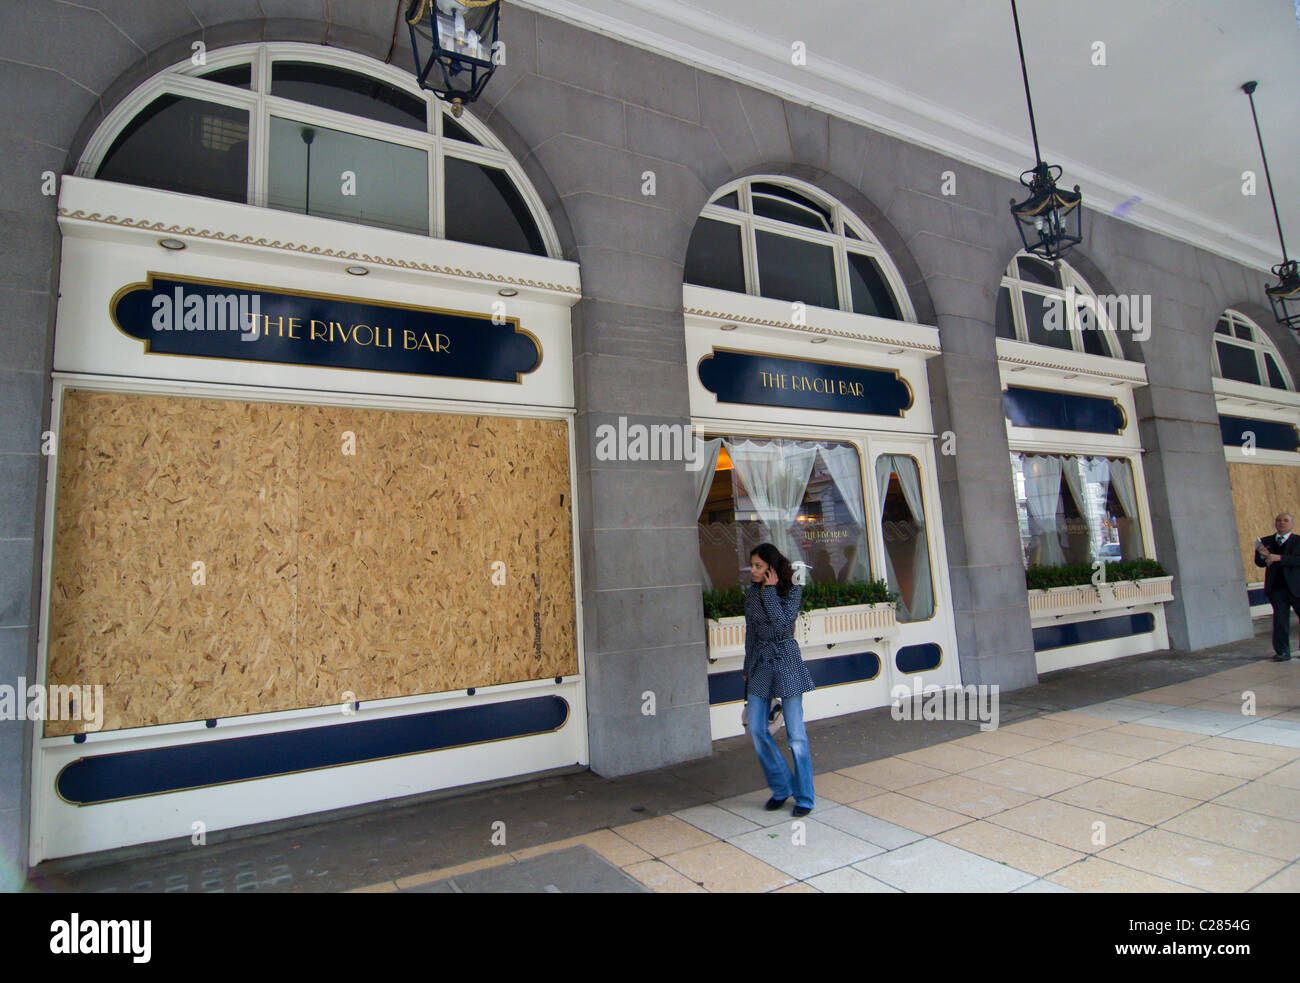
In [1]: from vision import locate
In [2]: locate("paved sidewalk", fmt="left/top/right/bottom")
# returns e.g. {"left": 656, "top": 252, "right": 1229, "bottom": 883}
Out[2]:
{"left": 27, "top": 623, "right": 1300, "bottom": 893}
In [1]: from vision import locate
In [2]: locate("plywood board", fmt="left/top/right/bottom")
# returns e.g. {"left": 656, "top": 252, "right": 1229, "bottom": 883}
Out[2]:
{"left": 1227, "top": 460, "right": 1300, "bottom": 584}
{"left": 46, "top": 390, "right": 576, "bottom": 735}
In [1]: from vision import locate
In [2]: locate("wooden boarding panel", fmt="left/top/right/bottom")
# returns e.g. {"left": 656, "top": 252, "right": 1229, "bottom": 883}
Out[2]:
{"left": 1227, "top": 461, "right": 1300, "bottom": 584}
{"left": 46, "top": 390, "right": 577, "bottom": 735}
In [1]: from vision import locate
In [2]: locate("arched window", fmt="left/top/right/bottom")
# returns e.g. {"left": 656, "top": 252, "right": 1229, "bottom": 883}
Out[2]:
{"left": 1212, "top": 309, "right": 1293, "bottom": 390}
{"left": 995, "top": 252, "right": 1123, "bottom": 359}
{"left": 684, "top": 177, "right": 914, "bottom": 321}
{"left": 77, "top": 43, "right": 555, "bottom": 257}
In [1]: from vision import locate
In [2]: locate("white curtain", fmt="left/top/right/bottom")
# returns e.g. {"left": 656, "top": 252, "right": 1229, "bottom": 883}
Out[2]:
{"left": 693, "top": 438, "right": 724, "bottom": 589}
{"left": 881, "top": 455, "right": 934, "bottom": 621}
{"left": 1058, "top": 455, "right": 1088, "bottom": 559}
{"left": 1022, "top": 454, "right": 1065, "bottom": 565}
{"left": 817, "top": 444, "right": 872, "bottom": 581}
{"left": 725, "top": 438, "right": 818, "bottom": 565}
{"left": 1108, "top": 458, "right": 1142, "bottom": 560}
{"left": 1083, "top": 456, "right": 1111, "bottom": 559}
{"left": 875, "top": 459, "right": 907, "bottom": 620}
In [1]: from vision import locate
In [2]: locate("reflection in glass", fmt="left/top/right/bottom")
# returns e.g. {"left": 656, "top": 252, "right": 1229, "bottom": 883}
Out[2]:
{"left": 875, "top": 456, "right": 933, "bottom": 621}
{"left": 696, "top": 438, "right": 871, "bottom": 591}
{"left": 444, "top": 157, "right": 546, "bottom": 255}
{"left": 98, "top": 95, "right": 249, "bottom": 203}
{"left": 1010, "top": 453, "right": 1144, "bottom": 568}
{"left": 271, "top": 61, "right": 427, "bottom": 130}
{"left": 268, "top": 117, "right": 428, "bottom": 235}
{"left": 685, "top": 218, "right": 745, "bottom": 294}
{"left": 755, "top": 231, "right": 838, "bottom": 310}
{"left": 1023, "top": 291, "right": 1073, "bottom": 349}
{"left": 1216, "top": 341, "right": 1261, "bottom": 386}
{"left": 847, "top": 252, "right": 900, "bottom": 320}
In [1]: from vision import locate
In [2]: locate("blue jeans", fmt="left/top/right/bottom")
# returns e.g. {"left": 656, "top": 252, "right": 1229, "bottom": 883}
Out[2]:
{"left": 747, "top": 693, "right": 815, "bottom": 809}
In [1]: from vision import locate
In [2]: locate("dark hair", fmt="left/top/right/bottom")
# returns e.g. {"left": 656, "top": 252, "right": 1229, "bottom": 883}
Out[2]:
{"left": 750, "top": 542, "right": 795, "bottom": 597}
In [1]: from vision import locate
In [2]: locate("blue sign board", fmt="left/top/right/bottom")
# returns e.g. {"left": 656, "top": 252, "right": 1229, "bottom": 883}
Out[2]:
{"left": 111, "top": 273, "right": 541, "bottom": 383}
{"left": 698, "top": 349, "right": 912, "bottom": 416}
{"left": 1003, "top": 385, "right": 1126, "bottom": 435}
{"left": 1219, "top": 415, "right": 1300, "bottom": 453}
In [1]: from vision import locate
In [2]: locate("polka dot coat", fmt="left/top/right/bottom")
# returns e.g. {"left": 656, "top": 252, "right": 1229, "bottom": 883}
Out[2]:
{"left": 743, "top": 583, "right": 815, "bottom": 700}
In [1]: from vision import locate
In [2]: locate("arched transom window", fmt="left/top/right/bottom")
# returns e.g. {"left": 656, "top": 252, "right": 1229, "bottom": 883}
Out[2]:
{"left": 77, "top": 43, "right": 555, "bottom": 257}
{"left": 996, "top": 252, "right": 1123, "bottom": 359}
{"left": 684, "top": 177, "right": 914, "bottom": 321}
{"left": 1212, "top": 309, "right": 1293, "bottom": 390}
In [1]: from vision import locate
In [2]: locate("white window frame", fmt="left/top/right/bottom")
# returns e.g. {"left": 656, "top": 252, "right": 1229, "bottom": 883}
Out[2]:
{"left": 692, "top": 176, "right": 917, "bottom": 323}
{"left": 997, "top": 252, "right": 1123, "bottom": 359}
{"left": 1212, "top": 309, "right": 1295, "bottom": 391}
{"left": 74, "top": 42, "right": 560, "bottom": 259}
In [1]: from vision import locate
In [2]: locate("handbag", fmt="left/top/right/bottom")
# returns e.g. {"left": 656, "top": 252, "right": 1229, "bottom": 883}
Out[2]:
{"left": 740, "top": 672, "right": 785, "bottom": 734}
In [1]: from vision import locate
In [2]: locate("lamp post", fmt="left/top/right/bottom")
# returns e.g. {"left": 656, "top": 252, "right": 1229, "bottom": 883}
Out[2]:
{"left": 1241, "top": 81, "right": 1300, "bottom": 330}
{"left": 406, "top": 0, "right": 501, "bottom": 118}
{"left": 1007, "top": 0, "right": 1083, "bottom": 262}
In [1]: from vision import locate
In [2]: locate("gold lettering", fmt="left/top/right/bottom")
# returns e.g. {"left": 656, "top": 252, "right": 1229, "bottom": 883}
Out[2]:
{"left": 287, "top": 317, "right": 301, "bottom": 339}
{"left": 403, "top": 329, "right": 418, "bottom": 350}
{"left": 435, "top": 333, "right": 450, "bottom": 353}
{"left": 310, "top": 319, "right": 328, "bottom": 341}
{"left": 353, "top": 324, "right": 373, "bottom": 346}
{"left": 331, "top": 321, "right": 353, "bottom": 344}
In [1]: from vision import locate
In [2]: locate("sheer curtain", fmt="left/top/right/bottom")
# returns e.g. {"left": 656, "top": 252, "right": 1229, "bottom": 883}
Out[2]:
{"left": 882, "top": 455, "right": 934, "bottom": 621}
{"left": 874, "top": 459, "right": 907, "bottom": 619}
{"left": 693, "top": 438, "right": 724, "bottom": 589}
{"left": 1058, "top": 454, "right": 1088, "bottom": 560}
{"left": 817, "top": 444, "right": 871, "bottom": 581}
{"left": 1108, "top": 458, "right": 1142, "bottom": 560}
{"left": 724, "top": 438, "right": 818, "bottom": 565}
{"left": 1022, "top": 455, "right": 1065, "bottom": 565}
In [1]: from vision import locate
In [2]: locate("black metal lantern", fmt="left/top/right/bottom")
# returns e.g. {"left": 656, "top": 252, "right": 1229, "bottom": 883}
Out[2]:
{"left": 1242, "top": 81, "right": 1300, "bottom": 330}
{"left": 1007, "top": 0, "right": 1083, "bottom": 261}
{"left": 407, "top": 0, "right": 500, "bottom": 117}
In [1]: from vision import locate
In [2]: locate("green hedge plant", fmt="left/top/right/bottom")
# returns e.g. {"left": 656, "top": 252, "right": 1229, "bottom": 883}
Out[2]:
{"left": 1025, "top": 558, "right": 1168, "bottom": 592}
{"left": 702, "top": 579, "right": 897, "bottom": 621}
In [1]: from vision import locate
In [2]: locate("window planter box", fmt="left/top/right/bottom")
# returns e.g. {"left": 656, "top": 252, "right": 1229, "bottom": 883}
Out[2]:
{"left": 1027, "top": 575, "right": 1174, "bottom": 624}
{"left": 706, "top": 602, "right": 898, "bottom": 662}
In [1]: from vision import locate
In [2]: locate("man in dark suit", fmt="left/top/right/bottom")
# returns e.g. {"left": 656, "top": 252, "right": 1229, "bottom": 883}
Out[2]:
{"left": 1256, "top": 512, "right": 1300, "bottom": 662}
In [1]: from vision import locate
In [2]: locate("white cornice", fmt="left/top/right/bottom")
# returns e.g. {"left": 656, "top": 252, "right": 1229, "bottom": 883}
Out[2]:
{"left": 512, "top": 0, "right": 1282, "bottom": 276}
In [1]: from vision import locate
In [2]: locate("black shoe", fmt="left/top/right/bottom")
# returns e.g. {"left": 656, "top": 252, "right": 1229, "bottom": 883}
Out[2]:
{"left": 1274, "top": 652, "right": 1292, "bottom": 662}
{"left": 764, "top": 796, "right": 789, "bottom": 811}
{"left": 792, "top": 805, "right": 812, "bottom": 818}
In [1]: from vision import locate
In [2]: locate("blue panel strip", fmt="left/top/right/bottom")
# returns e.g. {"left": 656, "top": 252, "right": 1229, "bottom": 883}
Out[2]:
{"left": 1219, "top": 415, "right": 1300, "bottom": 452}
{"left": 1033, "top": 613, "right": 1155, "bottom": 651}
{"left": 708, "top": 651, "right": 880, "bottom": 704}
{"left": 57, "top": 695, "right": 569, "bottom": 805}
{"left": 895, "top": 643, "right": 943, "bottom": 673}
{"left": 1248, "top": 587, "right": 1268, "bottom": 606}
{"left": 1003, "top": 386, "right": 1125, "bottom": 435}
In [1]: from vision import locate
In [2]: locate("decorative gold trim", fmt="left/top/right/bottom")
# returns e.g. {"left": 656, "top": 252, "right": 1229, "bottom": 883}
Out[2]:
{"left": 107, "top": 271, "right": 542, "bottom": 385}
{"left": 684, "top": 306, "right": 941, "bottom": 353}
{"left": 59, "top": 208, "right": 580, "bottom": 295}
{"left": 699, "top": 346, "right": 914, "bottom": 415}
{"left": 997, "top": 354, "right": 1146, "bottom": 385}
{"left": 52, "top": 695, "right": 572, "bottom": 807}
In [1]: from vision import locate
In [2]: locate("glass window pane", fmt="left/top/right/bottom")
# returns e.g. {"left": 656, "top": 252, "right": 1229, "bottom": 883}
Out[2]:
{"left": 1077, "top": 302, "right": 1110, "bottom": 356}
{"left": 684, "top": 218, "right": 746, "bottom": 294}
{"left": 995, "top": 286, "right": 1016, "bottom": 339}
{"left": 1017, "top": 256, "right": 1060, "bottom": 288}
{"left": 1216, "top": 340, "right": 1261, "bottom": 385}
{"left": 443, "top": 157, "right": 546, "bottom": 255}
{"left": 271, "top": 61, "right": 426, "bottom": 131}
{"left": 750, "top": 182, "right": 832, "bottom": 232}
{"left": 268, "top": 117, "right": 429, "bottom": 235}
{"left": 1266, "top": 354, "right": 1288, "bottom": 390}
{"left": 795, "top": 442, "right": 871, "bottom": 585}
{"left": 847, "top": 252, "right": 901, "bottom": 319}
{"left": 198, "top": 64, "right": 252, "bottom": 89}
{"left": 875, "top": 456, "right": 933, "bottom": 622}
{"left": 1234, "top": 321, "right": 1254, "bottom": 340}
{"left": 1215, "top": 318, "right": 1232, "bottom": 335}
{"left": 1022, "top": 291, "right": 1073, "bottom": 349}
{"left": 441, "top": 114, "right": 480, "bottom": 145}
{"left": 97, "top": 95, "right": 249, "bottom": 203}
{"left": 755, "top": 230, "right": 838, "bottom": 310}
{"left": 1016, "top": 453, "right": 1066, "bottom": 566}
{"left": 844, "top": 224, "right": 863, "bottom": 240}
{"left": 711, "top": 190, "right": 739, "bottom": 210}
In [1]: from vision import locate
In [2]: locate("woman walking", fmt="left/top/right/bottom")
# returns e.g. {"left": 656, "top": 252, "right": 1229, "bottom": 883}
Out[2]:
{"left": 743, "top": 542, "right": 816, "bottom": 816}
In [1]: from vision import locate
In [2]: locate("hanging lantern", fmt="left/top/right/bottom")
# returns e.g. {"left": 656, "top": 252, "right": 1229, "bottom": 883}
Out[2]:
{"left": 407, "top": 0, "right": 501, "bottom": 118}
{"left": 1006, "top": 0, "right": 1085, "bottom": 262}
{"left": 1242, "top": 82, "right": 1300, "bottom": 330}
